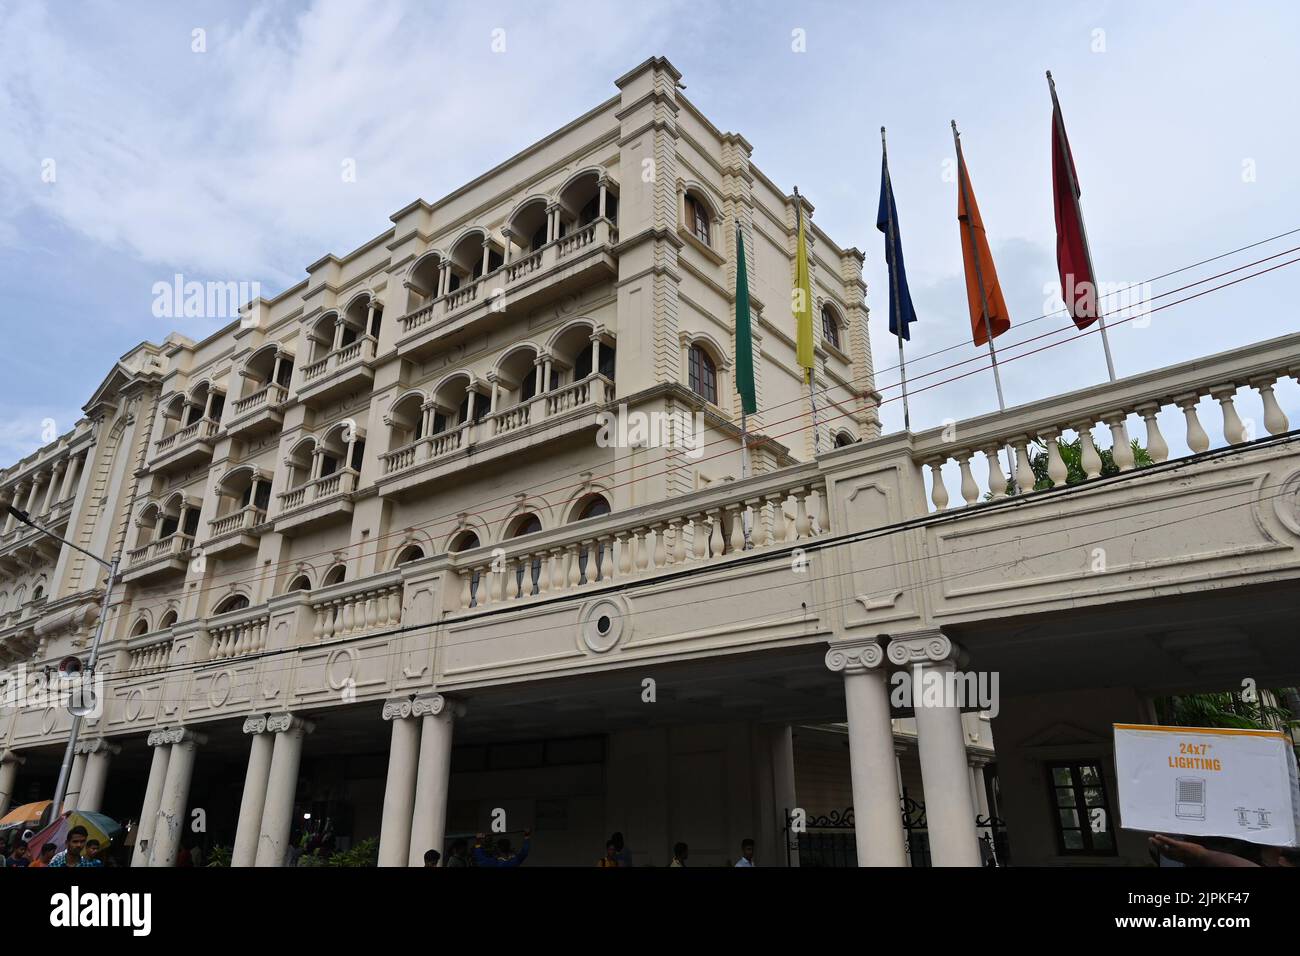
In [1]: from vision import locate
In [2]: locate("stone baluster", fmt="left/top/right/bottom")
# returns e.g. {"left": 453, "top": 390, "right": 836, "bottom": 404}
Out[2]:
{"left": 1039, "top": 429, "right": 1069, "bottom": 486}
{"left": 634, "top": 531, "right": 650, "bottom": 573}
{"left": 708, "top": 510, "right": 726, "bottom": 557}
{"left": 498, "top": 560, "right": 511, "bottom": 602}
{"left": 1210, "top": 384, "right": 1247, "bottom": 444}
{"left": 1010, "top": 436, "right": 1035, "bottom": 492}
{"left": 567, "top": 544, "right": 582, "bottom": 587}
{"left": 955, "top": 452, "right": 980, "bottom": 505}
{"left": 476, "top": 569, "right": 491, "bottom": 607}
{"left": 1105, "top": 414, "right": 1136, "bottom": 471}
{"left": 1134, "top": 403, "right": 1169, "bottom": 462}
{"left": 460, "top": 572, "right": 472, "bottom": 608}
{"left": 982, "top": 447, "right": 1007, "bottom": 499}
{"left": 1074, "top": 423, "right": 1103, "bottom": 479}
{"left": 727, "top": 505, "right": 746, "bottom": 552}
{"left": 389, "top": 589, "right": 402, "bottom": 625}
{"left": 652, "top": 524, "right": 667, "bottom": 568}
{"left": 1174, "top": 393, "right": 1210, "bottom": 453}
{"left": 547, "top": 548, "right": 562, "bottom": 591}
{"left": 670, "top": 519, "right": 687, "bottom": 564}
{"left": 692, "top": 515, "right": 710, "bottom": 559}
{"left": 791, "top": 490, "right": 810, "bottom": 539}
{"left": 927, "top": 459, "right": 949, "bottom": 511}
{"left": 1251, "top": 375, "right": 1290, "bottom": 435}
{"left": 616, "top": 533, "right": 631, "bottom": 576}
{"left": 596, "top": 536, "right": 613, "bottom": 581}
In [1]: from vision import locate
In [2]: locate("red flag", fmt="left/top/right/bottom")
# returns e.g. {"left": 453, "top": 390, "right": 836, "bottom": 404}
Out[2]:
{"left": 1052, "top": 101, "right": 1098, "bottom": 329}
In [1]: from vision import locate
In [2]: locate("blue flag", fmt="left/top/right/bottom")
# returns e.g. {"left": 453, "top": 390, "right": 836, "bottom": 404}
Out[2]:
{"left": 876, "top": 151, "right": 918, "bottom": 340}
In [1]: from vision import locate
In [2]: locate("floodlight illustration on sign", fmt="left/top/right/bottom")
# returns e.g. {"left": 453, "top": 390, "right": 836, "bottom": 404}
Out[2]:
{"left": 1175, "top": 777, "right": 1206, "bottom": 821}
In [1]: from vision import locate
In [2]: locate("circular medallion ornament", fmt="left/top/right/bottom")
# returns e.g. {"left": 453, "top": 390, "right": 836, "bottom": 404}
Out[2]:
{"left": 125, "top": 688, "right": 145, "bottom": 722}
{"left": 209, "top": 670, "right": 233, "bottom": 708}
{"left": 327, "top": 647, "right": 358, "bottom": 690}
{"left": 579, "top": 595, "right": 630, "bottom": 653}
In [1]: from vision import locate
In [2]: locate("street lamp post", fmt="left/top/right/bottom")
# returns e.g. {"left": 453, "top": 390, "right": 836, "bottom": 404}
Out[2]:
{"left": 3, "top": 504, "right": 118, "bottom": 816}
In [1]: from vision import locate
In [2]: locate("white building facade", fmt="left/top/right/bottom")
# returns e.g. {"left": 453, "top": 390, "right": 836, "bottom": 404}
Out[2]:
{"left": 2, "top": 57, "right": 1297, "bottom": 868}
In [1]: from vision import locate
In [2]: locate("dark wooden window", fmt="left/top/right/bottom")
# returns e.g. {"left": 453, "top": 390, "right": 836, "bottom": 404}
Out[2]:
{"left": 686, "top": 194, "right": 710, "bottom": 245}
{"left": 1046, "top": 761, "right": 1116, "bottom": 855}
{"left": 688, "top": 344, "right": 717, "bottom": 404}
{"left": 821, "top": 305, "right": 841, "bottom": 350}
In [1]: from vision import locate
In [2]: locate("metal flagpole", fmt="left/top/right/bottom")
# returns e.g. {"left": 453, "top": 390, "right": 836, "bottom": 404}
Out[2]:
{"left": 881, "top": 127, "right": 911, "bottom": 431}
{"left": 1048, "top": 70, "right": 1117, "bottom": 383}
{"left": 736, "top": 222, "right": 753, "bottom": 548}
{"left": 795, "top": 186, "right": 821, "bottom": 453}
{"left": 953, "top": 121, "right": 1017, "bottom": 492}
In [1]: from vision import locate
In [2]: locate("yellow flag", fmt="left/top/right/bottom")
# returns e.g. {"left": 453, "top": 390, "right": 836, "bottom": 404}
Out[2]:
{"left": 794, "top": 201, "right": 814, "bottom": 378}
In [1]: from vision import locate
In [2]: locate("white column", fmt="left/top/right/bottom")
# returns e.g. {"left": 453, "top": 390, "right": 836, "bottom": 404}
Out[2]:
{"left": 254, "top": 713, "right": 313, "bottom": 867}
{"left": 378, "top": 698, "right": 420, "bottom": 867}
{"left": 232, "top": 716, "right": 275, "bottom": 867}
{"left": 24, "top": 476, "right": 43, "bottom": 515}
{"left": 132, "top": 732, "right": 172, "bottom": 867}
{"left": 408, "top": 694, "right": 456, "bottom": 867}
{"left": 63, "top": 750, "right": 88, "bottom": 813}
{"left": 41, "top": 463, "right": 64, "bottom": 514}
{"left": 825, "top": 639, "right": 907, "bottom": 866}
{"left": 149, "top": 728, "right": 205, "bottom": 867}
{"left": 77, "top": 739, "right": 119, "bottom": 814}
{"left": 0, "top": 751, "right": 24, "bottom": 818}
{"left": 598, "top": 179, "right": 608, "bottom": 220}
{"left": 888, "top": 631, "right": 982, "bottom": 867}
{"left": 770, "top": 724, "right": 799, "bottom": 867}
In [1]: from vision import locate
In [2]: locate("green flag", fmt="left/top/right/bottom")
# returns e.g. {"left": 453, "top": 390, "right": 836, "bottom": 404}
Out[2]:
{"left": 734, "top": 224, "right": 756, "bottom": 415}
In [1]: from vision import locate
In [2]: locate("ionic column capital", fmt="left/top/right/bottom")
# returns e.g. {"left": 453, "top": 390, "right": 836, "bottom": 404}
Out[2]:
{"left": 0, "top": 750, "right": 26, "bottom": 767}
{"left": 411, "top": 693, "right": 445, "bottom": 717}
{"left": 825, "top": 637, "right": 887, "bottom": 674}
{"left": 148, "top": 726, "right": 207, "bottom": 747}
{"left": 886, "top": 628, "right": 961, "bottom": 667}
{"left": 75, "top": 738, "right": 121, "bottom": 757}
{"left": 266, "top": 712, "right": 314, "bottom": 736}
{"left": 382, "top": 697, "right": 413, "bottom": 721}
{"left": 242, "top": 715, "right": 269, "bottom": 735}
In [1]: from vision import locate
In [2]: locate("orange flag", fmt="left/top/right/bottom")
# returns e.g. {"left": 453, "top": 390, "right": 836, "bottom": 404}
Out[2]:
{"left": 956, "top": 149, "right": 1011, "bottom": 346}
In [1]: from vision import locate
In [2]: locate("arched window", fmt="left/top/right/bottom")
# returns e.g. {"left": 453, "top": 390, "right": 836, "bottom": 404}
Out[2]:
{"left": 685, "top": 193, "right": 711, "bottom": 246}
{"left": 286, "top": 575, "right": 312, "bottom": 593}
{"left": 834, "top": 431, "right": 856, "bottom": 448}
{"left": 575, "top": 495, "right": 612, "bottom": 583}
{"left": 508, "top": 514, "right": 543, "bottom": 597}
{"left": 213, "top": 594, "right": 250, "bottom": 615}
{"left": 395, "top": 545, "right": 424, "bottom": 566}
{"left": 821, "top": 304, "right": 841, "bottom": 351}
{"left": 688, "top": 344, "right": 718, "bottom": 405}
{"left": 130, "top": 617, "right": 150, "bottom": 638}
{"left": 322, "top": 565, "right": 346, "bottom": 587}
{"left": 450, "top": 531, "right": 480, "bottom": 553}
{"left": 158, "top": 609, "right": 179, "bottom": 629}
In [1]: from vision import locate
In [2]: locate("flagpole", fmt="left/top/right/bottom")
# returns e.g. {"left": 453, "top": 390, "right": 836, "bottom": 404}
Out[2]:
{"left": 736, "top": 224, "right": 753, "bottom": 547}
{"left": 795, "top": 185, "right": 821, "bottom": 454}
{"left": 881, "top": 127, "right": 911, "bottom": 432}
{"left": 1048, "top": 70, "right": 1117, "bottom": 383}
{"left": 951, "top": 121, "right": 1019, "bottom": 494}
{"left": 951, "top": 120, "right": 1006, "bottom": 413}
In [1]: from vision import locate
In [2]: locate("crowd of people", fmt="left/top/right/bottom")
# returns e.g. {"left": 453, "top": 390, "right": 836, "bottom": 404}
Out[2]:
{"left": 1, "top": 826, "right": 108, "bottom": 868}
{"left": 421, "top": 831, "right": 762, "bottom": 867}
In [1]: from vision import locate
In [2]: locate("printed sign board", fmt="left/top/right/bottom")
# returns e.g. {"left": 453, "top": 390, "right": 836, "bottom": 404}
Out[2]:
{"left": 1113, "top": 723, "right": 1300, "bottom": 847}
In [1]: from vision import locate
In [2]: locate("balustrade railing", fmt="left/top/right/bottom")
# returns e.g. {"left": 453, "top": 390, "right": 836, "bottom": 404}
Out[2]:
{"left": 209, "top": 613, "right": 269, "bottom": 661}
{"left": 913, "top": 333, "right": 1298, "bottom": 511}
{"left": 231, "top": 382, "right": 288, "bottom": 417}
{"left": 127, "top": 636, "right": 173, "bottom": 675}
{"left": 126, "top": 533, "right": 194, "bottom": 568}
{"left": 311, "top": 583, "right": 403, "bottom": 641}
{"left": 452, "top": 471, "right": 829, "bottom": 610}
{"left": 301, "top": 337, "right": 375, "bottom": 386}
{"left": 154, "top": 418, "right": 218, "bottom": 454}
{"left": 275, "top": 468, "right": 358, "bottom": 515}
{"left": 208, "top": 505, "right": 265, "bottom": 539}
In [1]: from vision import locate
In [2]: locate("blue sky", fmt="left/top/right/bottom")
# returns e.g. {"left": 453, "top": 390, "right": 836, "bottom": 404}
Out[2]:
{"left": 2, "top": 0, "right": 1297, "bottom": 463}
